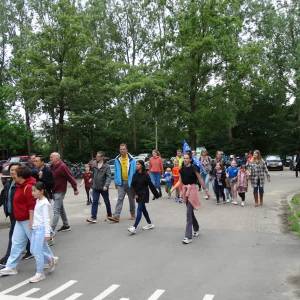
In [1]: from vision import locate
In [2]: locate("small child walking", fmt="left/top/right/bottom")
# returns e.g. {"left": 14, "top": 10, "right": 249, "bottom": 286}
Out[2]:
{"left": 30, "top": 182, "right": 57, "bottom": 283}
{"left": 163, "top": 167, "right": 173, "bottom": 198}
{"left": 226, "top": 159, "right": 239, "bottom": 205}
{"left": 172, "top": 160, "right": 182, "bottom": 202}
{"left": 213, "top": 162, "right": 226, "bottom": 204}
{"left": 237, "top": 164, "right": 249, "bottom": 207}
{"left": 80, "top": 164, "right": 92, "bottom": 205}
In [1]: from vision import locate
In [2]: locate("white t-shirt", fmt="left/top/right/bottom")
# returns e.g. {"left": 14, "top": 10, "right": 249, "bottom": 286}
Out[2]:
{"left": 32, "top": 197, "right": 52, "bottom": 237}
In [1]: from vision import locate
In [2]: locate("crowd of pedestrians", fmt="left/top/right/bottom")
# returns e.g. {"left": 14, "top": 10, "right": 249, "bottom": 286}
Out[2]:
{"left": 0, "top": 143, "right": 272, "bottom": 282}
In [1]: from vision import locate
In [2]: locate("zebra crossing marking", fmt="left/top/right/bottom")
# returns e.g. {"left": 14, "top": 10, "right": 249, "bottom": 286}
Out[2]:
{"left": 39, "top": 280, "right": 77, "bottom": 299}
{"left": 91, "top": 284, "right": 120, "bottom": 300}
{"left": 64, "top": 293, "right": 83, "bottom": 300}
{"left": 148, "top": 289, "right": 165, "bottom": 300}
{"left": 18, "top": 288, "right": 40, "bottom": 297}
{"left": 0, "top": 278, "right": 31, "bottom": 295}
{"left": 0, "top": 278, "right": 214, "bottom": 299}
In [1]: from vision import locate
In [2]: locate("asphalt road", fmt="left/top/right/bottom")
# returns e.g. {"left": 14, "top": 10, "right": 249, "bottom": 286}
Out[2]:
{"left": 0, "top": 169, "right": 300, "bottom": 300}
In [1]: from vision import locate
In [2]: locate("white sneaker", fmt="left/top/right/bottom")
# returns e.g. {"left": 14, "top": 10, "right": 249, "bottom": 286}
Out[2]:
{"left": 241, "top": 202, "right": 245, "bottom": 207}
{"left": 226, "top": 199, "right": 231, "bottom": 203}
{"left": 142, "top": 224, "right": 155, "bottom": 230}
{"left": 128, "top": 226, "right": 137, "bottom": 234}
{"left": 232, "top": 201, "right": 238, "bottom": 205}
{"left": 29, "top": 273, "right": 46, "bottom": 283}
{"left": 193, "top": 231, "right": 200, "bottom": 237}
{"left": 204, "top": 195, "right": 209, "bottom": 200}
{"left": 44, "top": 256, "right": 59, "bottom": 269}
{"left": 182, "top": 237, "right": 192, "bottom": 244}
{"left": 0, "top": 267, "right": 18, "bottom": 276}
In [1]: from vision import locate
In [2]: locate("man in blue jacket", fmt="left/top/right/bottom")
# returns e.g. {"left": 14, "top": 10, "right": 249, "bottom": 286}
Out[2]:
{"left": 108, "top": 143, "right": 136, "bottom": 223}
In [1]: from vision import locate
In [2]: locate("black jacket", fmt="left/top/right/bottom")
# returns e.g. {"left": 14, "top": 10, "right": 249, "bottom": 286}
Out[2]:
{"left": 212, "top": 169, "right": 227, "bottom": 187}
{"left": 131, "top": 172, "right": 160, "bottom": 203}
{"left": 0, "top": 179, "right": 16, "bottom": 217}
{"left": 91, "top": 161, "right": 111, "bottom": 190}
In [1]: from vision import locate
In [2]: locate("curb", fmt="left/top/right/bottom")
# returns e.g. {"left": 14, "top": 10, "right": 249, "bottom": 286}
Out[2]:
{"left": 287, "top": 192, "right": 300, "bottom": 235}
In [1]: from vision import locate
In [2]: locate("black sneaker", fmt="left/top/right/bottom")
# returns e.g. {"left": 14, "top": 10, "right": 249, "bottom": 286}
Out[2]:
{"left": 22, "top": 253, "right": 34, "bottom": 260}
{"left": 0, "top": 257, "right": 7, "bottom": 267}
{"left": 57, "top": 225, "right": 71, "bottom": 232}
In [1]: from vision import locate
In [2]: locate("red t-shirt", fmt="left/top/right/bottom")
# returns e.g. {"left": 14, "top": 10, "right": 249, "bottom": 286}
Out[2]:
{"left": 13, "top": 177, "right": 36, "bottom": 221}
{"left": 83, "top": 172, "right": 92, "bottom": 188}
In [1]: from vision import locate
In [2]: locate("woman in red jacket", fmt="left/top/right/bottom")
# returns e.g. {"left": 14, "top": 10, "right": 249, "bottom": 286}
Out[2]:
{"left": 148, "top": 149, "right": 163, "bottom": 198}
{"left": 0, "top": 165, "right": 36, "bottom": 276}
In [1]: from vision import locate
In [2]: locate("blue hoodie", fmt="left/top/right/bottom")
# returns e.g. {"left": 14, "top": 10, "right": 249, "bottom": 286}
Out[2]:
{"left": 114, "top": 153, "right": 136, "bottom": 187}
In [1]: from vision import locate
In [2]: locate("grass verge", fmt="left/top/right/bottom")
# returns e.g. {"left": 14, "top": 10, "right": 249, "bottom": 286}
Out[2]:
{"left": 288, "top": 194, "right": 300, "bottom": 235}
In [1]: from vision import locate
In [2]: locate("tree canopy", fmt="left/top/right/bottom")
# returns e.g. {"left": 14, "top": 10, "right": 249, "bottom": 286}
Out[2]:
{"left": 0, "top": 0, "right": 299, "bottom": 161}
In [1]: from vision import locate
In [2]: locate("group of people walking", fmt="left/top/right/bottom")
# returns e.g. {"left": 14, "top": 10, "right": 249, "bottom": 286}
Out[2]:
{"left": 0, "top": 144, "right": 271, "bottom": 281}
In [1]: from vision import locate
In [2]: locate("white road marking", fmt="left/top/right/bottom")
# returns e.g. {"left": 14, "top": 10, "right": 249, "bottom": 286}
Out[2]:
{"left": 18, "top": 288, "right": 40, "bottom": 297}
{"left": 91, "top": 284, "right": 120, "bottom": 300}
{"left": 148, "top": 289, "right": 165, "bottom": 300}
{"left": 39, "top": 280, "right": 77, "bottom": 299}
{"left": 203, "top": 295, "right": 215, "bottom": 300}
{"left": 64, "top": 293, "right": 83, "bottom": 300}
{"left": 120, "top": 298, "right": 129, "bottom": 300}
{"left": 0, "top": 278, "right": 30, "bottom": 295}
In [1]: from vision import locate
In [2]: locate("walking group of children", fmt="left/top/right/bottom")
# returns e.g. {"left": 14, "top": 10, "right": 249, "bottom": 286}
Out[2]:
{"left": 213, "top": 160, "right": 249, "bottom": 207}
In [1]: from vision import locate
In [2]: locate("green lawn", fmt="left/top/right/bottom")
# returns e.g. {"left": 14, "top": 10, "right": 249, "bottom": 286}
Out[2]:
{"left": 289, "top": 194, "right": 300, "bottom": 234}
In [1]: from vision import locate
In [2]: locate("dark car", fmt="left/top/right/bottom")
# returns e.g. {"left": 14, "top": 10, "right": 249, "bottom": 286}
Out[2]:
{"left": 2, "top": 155, "right": 31, "bottom": 176}
{"left": 284, "top": 155, "right": 293, "bottom": 167}
{"left": 0, "top": 160, "right": 8, "bottom": 173}
{"left": 265, "top": 155, "right": 283, "bottom": 171}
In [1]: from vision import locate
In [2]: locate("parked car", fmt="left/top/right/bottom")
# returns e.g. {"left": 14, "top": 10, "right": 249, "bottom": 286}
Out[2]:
{"left": 0, "top": 160, "right": 8, "bottom": 173}
{"left": 134, "top": 155, "right": 147, "bottom": 162}
{"left": 137, "top": 153, "right": 151, "bottom": 161}
{"left": 290, "top": 155, "right": 298, "bottom": 171}
{"left": 265, "top": 155, "right": 283, "bottom": 171}
{"left": 107, "top": 159, "right": 115, "bottom": 177}
{"left": 2, "top": 156, "right": 31, "bottom": 176}
{"left": 284, "top": 155, "right": 293, "bottom": 167}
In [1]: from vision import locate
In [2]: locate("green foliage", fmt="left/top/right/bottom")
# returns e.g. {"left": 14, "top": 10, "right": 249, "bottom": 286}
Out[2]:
{"left": 1, "top": 0, "right": 300, "bottom": 161}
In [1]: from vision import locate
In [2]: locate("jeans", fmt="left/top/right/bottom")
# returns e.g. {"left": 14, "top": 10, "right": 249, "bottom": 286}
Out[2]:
{"left": 253, "top": 178, "right": 264, "bottom": 194}
{"left": 51, "top": 192, "right": 68, "bottom": 232}
{"left": 202, "top": 173, "right": 210, "bottom": 190}
{"left": 85, "top": 187, "right": 92, "bottom": 203}
{"left": 185, "top": 202, "right": 199, "bottom": 239}
{"left": 6, "top": 220, "right": 31, "bottom": 269}
{"left": 214, "top": 183, "right": 225, "bottom": 202}
{"left": 149, "top": 172, "right": 161, "bottom": 189}
{"left": 30, "top": 226, "right": 54, "bottom": 273}
{"left": 114, "top": 181, "right": 135, "bottom": 217}
{"left": 253, "top": 186, "right": 264, "bottom": 194}
{"left": 230, "top": 181, "right": 237, "bottom": 201}
{"left": 92, "top": 189, "right": 112, "bottom": 219}
{"left": 134, "top": 202, "right": 151, "bottom": 228}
